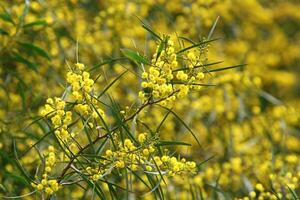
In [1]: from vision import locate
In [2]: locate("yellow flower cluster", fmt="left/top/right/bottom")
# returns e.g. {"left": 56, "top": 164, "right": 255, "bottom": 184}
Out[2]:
{"left": 66, "top": 63, "right": 94, "bottom": 101}
{"left": 103, "top": 133, "right": 197, "bottom": 177}
{"left": 139, "top": 37, "right": 177, "bottom": 105}
{"left": 83, "top": 133, "right": 197, "bottom": 182}
{"left": 161, "top": 156, "right": 197, "bottom": 177}
{"left": 237, "top": 172, "right": 300, "bottom": 200}
{"left": 180, "top": 49, "right": 206, "bottom": 90}
{"left": 31, "top": 63, "right": 108, "bottom": 197}
{"left": 31, "top": 146, "right": 59, "bottom": 195}
{"left": 40, "top": 63, "right": 106, "bottom": 145}
{"left": 67, "top": 63, "right": 105, "bottom": 123}
{"left": 270, "top": 172, "right": 299, "bottom": 194}
{"left": 85, "top": 166, "right": 103, "bottom": 181}
{"left": 40, "top": 97, "right": 72, "bottom": 142}
{"left": 139, "top": 37, "right": 208, "bottom": 106}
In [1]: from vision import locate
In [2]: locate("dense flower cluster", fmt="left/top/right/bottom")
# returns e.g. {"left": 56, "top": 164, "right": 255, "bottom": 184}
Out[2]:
{"left": 31, "top": 62, "right": 200, "bottom": 197}
{"left": 85, "top": 132, "right": 197, "bottom": 182}
{"left": 31, "top": 146, "right": 59, "bottom": 195}
{"left": 237, "top": 172, "right": 300, "bottom": 200}
{"left": 0, "top": 0, "right": 299, "bottom": 199}
{"left": 66, "top": 63, "right": 94, "bottom": 101}
{"left": 139, "top": 37, "right": 208, "bottom": 107}
{"left": 140, "top": 37, "right": 177, "bottom": 105}
{"left": 40, "top": 98, "right": 72, "bottom": 142}
{"left": 104, "top": 133, "right": 197, "bottom": 176}
{"left": 66, "top": 63, "right": 106, "bottom": 123}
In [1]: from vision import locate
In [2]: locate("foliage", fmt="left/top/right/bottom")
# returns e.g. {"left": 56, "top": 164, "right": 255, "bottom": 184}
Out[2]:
{"left": 0, "top": 0, "right": 299, "bottom": 199}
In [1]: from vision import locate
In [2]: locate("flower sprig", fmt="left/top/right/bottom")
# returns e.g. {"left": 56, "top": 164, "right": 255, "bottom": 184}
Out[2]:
{"left": 139, "top": 35, "right": 210, "bottom": 107}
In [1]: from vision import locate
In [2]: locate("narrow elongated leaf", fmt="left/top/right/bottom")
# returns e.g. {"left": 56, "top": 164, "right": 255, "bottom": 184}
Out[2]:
{"left": 286, "top": 185, "right": 299, "bottom": 200}
{"left": 121, "top": 49, "right": 149, "bottom": 65}
{"left": 107, "top": 183, "right": 120, "bottom": 200}
{"left": 12, "top": 53, "right": 38, "bottom": 72}
{"left": 4, "top": 173, "right": 28, "bottom": 186}
{"left": 176, "top": 38, "right": 220, "bottom": 54}
{"left": 158, "top": 105, "right": 202, "bottom": 148}
{"left": 155, "top": 41, "right": 165, "bottom": 62}
{"left": 170, "top": 81, "right": 216, "bottom": 87}
{"left": 13, "top": 140, "right": 33, "bottom": 184}
{"left": 107, "top": 95, "right": 138, "bottom": 144}
{"left": 97, "top": 70, "right": 127, "bottom": 99}
{"left": 18, "top": 42, "right": 51, "bottom": 60}
{"left": 20, "top": 127, "right": 56, "bottom": 158}
{"left": 204, "top": 64, "right": 246, "bottom": 73}
{"left": 0, "top": 12, "right": 15, "bottom": 25}
{"left": 173, "top": 61, "right": 224, "bottom": 72}
{"left": 82, "top": 176, "right": 106, "bottom": 199}
{"left": 17, "top": 82, "right": 26, "bottom": 111}
{"left": 156, "top": 111, "right": 171, "bottom": 133}
{"left": 135, "top": 16, "right": 162, "bottom": 41}
{"left": 156, "top": 140, "right": 191, "bottom": 147}
{"left": 0, "top": 28, "right": 9, "bottom": 35}
{"left": 206, "top": 183, "right": 231, "bottom": 199}
{"left": 259, "top": 90, "right": 282, "bottom": 105}
{"left": 80, "top": 115, "right": 96, "bottom": 153}
{"left": 17, "top": 0, "right": 30, "bottom": 31}
{"left": 143, "top": 173, "right": 164, "bottom": 199}
{"left": 130, "top": 170, "right": 151, "bottom": 190}
{"left": 197, "top": 155, "right": 215, "bottom": 169}
{"left": 142, "top": 25, "right": 162, "bottom": 41}
{"left": 22, "top": 20, "right": 48, "bottom": 28}
{"left": 178, "top": 36, "right": 196, "bottom": 45}
{"left": 89, "top": 57, "right": 125, "bottom": 71}
{"left": 208, "top": 16, "right": 220, "bottom": 40}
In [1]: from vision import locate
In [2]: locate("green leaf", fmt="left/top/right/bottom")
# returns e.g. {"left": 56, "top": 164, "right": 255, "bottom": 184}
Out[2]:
{"left": 79, "top": 114, "right": 96, "bottom": 153}
{"left": 12, "top": 53, "right": 38, "bottom": 72}
{"left": 17, "top": 0, "right": 30, "bottom": 31}
{"left": 0, "top": 12, "right": 15, "bottom": 25}
{"left": 156, "top": 140, "right": 191, "bottom": 147}
{"left": 155, "top": 37, "right": 168, "bottom": 62}
{"left": 121, "top": 49, "right": 149, "bottom": 65}
{"left": 142, "top": 24, "right": 162, "bottom": 41}
{"left": 97, "top": 70, "right": 128, "bottom": 99}
{"left": 208, "top": 16, "right": 220, "bottom": 40}
{"left": 156, "top": 111, "right": 171, "bottom": 133}
{"left": 198, "top": 155, "right": 216, "bottom": 167}
{"left": 107, "top": 94, "right": 138, "bottom": 144}
{"left": 81, "top": 176, "right": 107, "bottom": 199}
{"left": 4, "top": 173, "right": 28, "bottom": 186}
{"left": 206, "top": 183, "right": 231, "bottom": 199}
{"left": 22, "top": 20, "right": 48, "bottom": 28}
{"left": 13, "top": 140, "right": 33, "bottom": 184}
{"left": 173, "top": 61, "right": 224, "bottom": 72}
{"left": 178, "top": 36, "right": 196, "bottom": 45}
{"left": 176, "top": 38, "right": 220, "bottom": 54}
{"left": 259, "top": 90, "right": 282, "bottom": 105}
{"left": 135, "top": 16, "right": 162, "bottom": 41}
{"left": 170, "top": 81, "right": 216, "bottom": 87}
{"left": 89, "top": 57, "right": 126, "bottom": 71}
{"left": 0, "top": 28, "right": 9, "bottom": 35}
{"left": 286, "top": 185, "right": 299, "bottom": 200}
{"left": 17, "top": 81, "right": 27, "bottom": 111}
{"left": 158, "top": 105, "right": 202, "bottom": 148}
{"left": 143, "top": 173, "right": 164, "bottom": 199}
{"left": 107, "top": 182, "right": 120, "bottom": 200}
{"left": 204, "top": 64, "right": 246, "bottom": 73}
{"left": 149, "top": 155, "right": 166, "bottom": 185}
{"left": 18, "top": 42, "right": 51, "bottom": 60}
